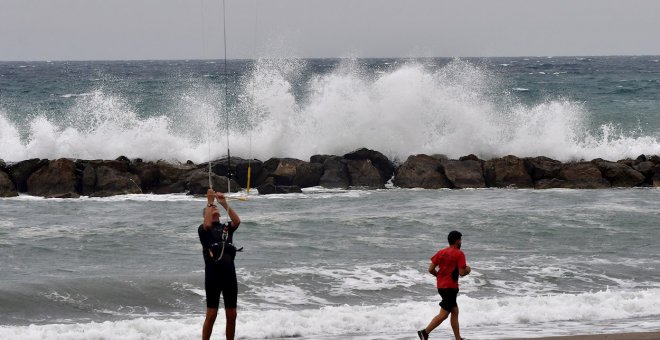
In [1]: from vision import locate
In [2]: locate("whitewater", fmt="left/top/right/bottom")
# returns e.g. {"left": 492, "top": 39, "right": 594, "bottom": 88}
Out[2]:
{"left": 1, "top": 57, "right": 659, "bottom": 163}
{"left": 1, "top": 188, "right": 659, "bottom": 339}
{"left": 1, "top": 57, "right": 659, "bottom": 339}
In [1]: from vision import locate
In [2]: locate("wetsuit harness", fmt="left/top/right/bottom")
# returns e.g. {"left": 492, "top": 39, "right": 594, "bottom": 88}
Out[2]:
{"left": 208, "top": 224, "right": 242, "bottom": 262}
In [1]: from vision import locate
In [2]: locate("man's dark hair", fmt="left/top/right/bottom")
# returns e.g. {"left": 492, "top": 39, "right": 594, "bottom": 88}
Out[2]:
{"left": 447, "top": 230, "right": 462, "bottom": 245}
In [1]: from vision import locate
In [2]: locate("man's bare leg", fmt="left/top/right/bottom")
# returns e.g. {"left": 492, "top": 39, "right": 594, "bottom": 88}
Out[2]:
{"left": 225, "top": 308, "right": 237, "bottom": 340}
{"left": 425, "top": 307, "right": 450, "bottom": 334}
{"left": 203, "top": 308, "right": 218, "bottom": 340}
{"left": 450, "top": 306, "right": 462, "bottom": 340}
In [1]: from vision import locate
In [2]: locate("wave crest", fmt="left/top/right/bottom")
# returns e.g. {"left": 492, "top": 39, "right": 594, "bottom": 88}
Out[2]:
{"left": 1, "top": 59, "right": 659, "bottom": 163}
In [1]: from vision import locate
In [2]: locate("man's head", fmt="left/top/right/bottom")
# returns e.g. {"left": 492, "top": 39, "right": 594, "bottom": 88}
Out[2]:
{"left": 204, "top": 205, "right": 221, "bottom": 222}
{"left": 448, "top": 230, "right": 462, "bottom": 248}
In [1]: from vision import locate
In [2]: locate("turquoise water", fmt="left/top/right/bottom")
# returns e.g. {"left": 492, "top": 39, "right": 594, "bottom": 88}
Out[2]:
{"left": 1, "top": 57, "right": 659, "bottom": 162}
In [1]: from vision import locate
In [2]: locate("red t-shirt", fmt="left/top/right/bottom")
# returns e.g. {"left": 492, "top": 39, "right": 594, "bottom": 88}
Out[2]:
{"left": 430, "top": 246, "right": 467, "bottom": 289}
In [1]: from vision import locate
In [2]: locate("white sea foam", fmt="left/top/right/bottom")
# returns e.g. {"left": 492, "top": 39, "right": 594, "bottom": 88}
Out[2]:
{"left": 172, "top": 282, "right": 205, "bottom": 297}
{"left": 0, "top": 110, "right": 24, "bottom": 160}
{"left": 274, "top": 263, "right": 432, "bottom": 294}
{"left": 60, "top": 92, "right": 93, "bottom": 98}
{"left": 2, "top": 59, "right": 660, "bottom": 163}
{"left": 254, "top": 284, "right": 330, "bottom": 306}
{"left": 1, "top": 289, "right": 659, "bottom": 339}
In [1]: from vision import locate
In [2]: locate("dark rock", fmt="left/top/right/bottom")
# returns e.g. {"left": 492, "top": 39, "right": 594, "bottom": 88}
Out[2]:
{"left": 186, "top": 169, "right": 240, "bottom": 195}
{"left": 633, "top": 161, "right": 656, "bottom": 178}
{"left": 256, "top": 183, "right": 302, "bottom": 195}
{"left": 261, "top": 158, "right": 279, "bottom": 173}
{"left": 652, "top": 165, "right": 660, "bottom": 187}
{"left": 263, "top": 158, "right": 306, "bottom": 186}
{"left": 0, "top": 170, "right": 18, "bottom": 197}
{"left": 293, "top": 162, "right": 323, "bottom": 188}
{"left": 535, "top": 178, "right": 573, "bottom": 189}
{"left": 346, "top": 159, "right": 384, "bottom": 188}
{"left": 234, "top": 158, "right": 267, "bottom": 189}
{"left": 483, "top": 155, "right": 533, "bottom": 188}
{"left": 81, "top": 165, "right": 97, "bottom": 195}
{"left": 459, "top": 154, "right": 481, "bottom": 162}
{"left": 319, "top": 156, "right": 350, "bottom": 189}
{"left": 616, "top": 159, "right": 634, "bottom": 167}
{"left": 310, "top": 154, "right": 333, "bottom": 164}
{"left": 648, "top": 155, "right": 660, "bottom": 165}
{"left": 204, "top": 157, "right": 262, "bottom": 187}
{"left": 635, "top": 154, "right": 647, "bottom": 163}
{"left": 48, "top": 192, "right": 80, "bottom": 199}
{"left": 186, "top": 160, "right": 195, "bottom": 165}
{"left": 152, "top": 182, "right": 187, "bottom": 195}
{"left": 155, "top": 160, "right": 195, "bottom": 188}
{"left": 524, "top": 156, "right": 562, "bottom": 181}
{"left": 116, "top": 155, "right": 130, "bottom": 162}
{"left": 0, "top": 159, "right": 6, "bottom": 172}
{"left": 553, "top": 162, "right": 610, "bottom": 189}
{"left": 93, "top": 166, "right": 142, "bottom": 195}
{"left": 157, "top": 161, "right": 196, "bottom": 181}
{"left": 106, "top": 159, "right": 131, "bottom": 173}
{"left": 130, "top": 161, "right": 160, "bottom": 192}
{"left": 595, "top": 161, "right": 645, "bottom": 187}
{"left": 76, "top": 157, "right": 133, "bottom": 197}
{"left": 27, "top": 158, "right": 79, "bottom": 197}
{"left": 561, "top": 162, "right": 607, "bottom": 181}
{"left": 206, "top": 159, "right": 229, "bottom": 178}
{"left": 393, "top": 154, "right": 451, "bottom": 189}
{"left": 430, "top": 154, "right": 449, "bottom": 161}
{"left": 260, "top": 176, "right": 275, "bottom": 186}
{"left": 256, "top": 183, "right": 277, "bottom": 195}
{"left": 442, "top": 159, "right": 486, "bottom": 188}
{"left": 343, "top": 148, "right": 395, "bottom": 183}
{"left": 76, "top": 159, "right": 130, "bottom": 174}
{"left": 7, "top": 158, "right": 49, "bottom": 192}
{"left": 276, "top": 185, "right": 303, "bottom": 194}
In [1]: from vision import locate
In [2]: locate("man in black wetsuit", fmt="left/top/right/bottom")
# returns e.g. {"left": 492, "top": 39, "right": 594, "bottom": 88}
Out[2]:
{"left": 199, "top": 188, "right": 241, "bottom": 340}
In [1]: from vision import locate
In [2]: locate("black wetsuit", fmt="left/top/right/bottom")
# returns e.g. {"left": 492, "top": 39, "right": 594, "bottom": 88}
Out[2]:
{"left": 198, "top": 221, "right": 238, "bottom": 309}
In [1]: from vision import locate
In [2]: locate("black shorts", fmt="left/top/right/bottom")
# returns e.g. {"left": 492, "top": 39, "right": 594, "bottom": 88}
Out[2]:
{"left": 205, "top": 265, "right": 238, "bottom": 309}
{"left": 437, "top": 288, "right": 459, "bottom": 312}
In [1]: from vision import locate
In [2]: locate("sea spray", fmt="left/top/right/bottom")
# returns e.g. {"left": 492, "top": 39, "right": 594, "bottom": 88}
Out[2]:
{"left": 0, "top": 110, "right": 24, "bottom": 160}
{"left": 1, "top": 58, "right": 659, "bottom": 162}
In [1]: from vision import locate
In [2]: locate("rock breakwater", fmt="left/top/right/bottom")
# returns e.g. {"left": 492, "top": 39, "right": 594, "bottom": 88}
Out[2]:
{"left": 1, "top": 149, "right": 659, "bottom": 198}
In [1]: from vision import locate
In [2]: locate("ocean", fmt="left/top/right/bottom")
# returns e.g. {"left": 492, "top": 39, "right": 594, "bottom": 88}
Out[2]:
{"left": 1, "top": 57, "right": 660, "bottom": 339}
{"left": 2, "top": 57, "right": 660, "bottom": 162}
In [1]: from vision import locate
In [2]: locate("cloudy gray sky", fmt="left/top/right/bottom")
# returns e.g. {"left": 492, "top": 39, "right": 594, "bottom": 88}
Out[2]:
{"left": 1, "top": 0, "right": 659, "bottom": 61}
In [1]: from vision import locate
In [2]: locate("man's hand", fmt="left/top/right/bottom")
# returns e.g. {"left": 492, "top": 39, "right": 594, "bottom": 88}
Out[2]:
{"left": 217, "top": 192, "right": 240, "bottom": 228}
{"left": 428, "top": 262, "right": 438, "bottom": 277}
{"left": 215, "top": 192, "right": 228, "bottom": 209}
{"left": 460, "top": 265, "right": 472, "bottom": 277}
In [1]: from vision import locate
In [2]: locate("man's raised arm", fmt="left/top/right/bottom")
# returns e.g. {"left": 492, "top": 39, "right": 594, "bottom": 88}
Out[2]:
{"left": 216, "top": 192, "right": 240, "bottom": 228}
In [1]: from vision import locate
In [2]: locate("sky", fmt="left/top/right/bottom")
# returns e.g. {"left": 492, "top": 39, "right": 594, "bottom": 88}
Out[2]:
{"left": 1, "top": 0, "right": 659, "bottom": 61}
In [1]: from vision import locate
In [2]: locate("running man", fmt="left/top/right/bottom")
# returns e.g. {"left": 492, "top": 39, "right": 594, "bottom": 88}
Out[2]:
{"left": 418, "top": 230, "right": 471, "bottom": 340}
{"left": 199, "top": 188, "right": 241, "bottom": 340}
